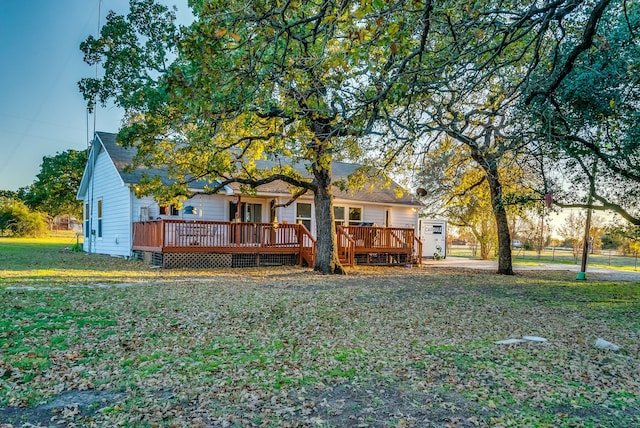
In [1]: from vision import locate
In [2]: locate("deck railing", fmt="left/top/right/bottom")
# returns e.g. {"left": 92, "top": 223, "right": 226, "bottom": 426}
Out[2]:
{"left": 132, "top": 220, "right": 417, "bottom": 267}
{"left": 336, "top": 225, "right": 356, "bottom": 266}
{"left": 413, "top": 235, "right": 423, "bottom": 264}
{"left": 298, "top": 226, "right": 317, "bottom": 267}
{"left": 337, "top": 225, "right": 422, "bottom": 265}
{"left": 339, "top": 225, "right": 416, "bottom": 251}
{"left": 133, "top": 219, "right": 315, "bottom": 254}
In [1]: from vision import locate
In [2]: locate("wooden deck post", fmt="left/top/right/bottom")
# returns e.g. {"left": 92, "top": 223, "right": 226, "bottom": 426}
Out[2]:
{"left": 297, "top": 225, "right": 303, "bottom": 265}
{"left": 161, "top": 220, "right": 166, "bottom": 251}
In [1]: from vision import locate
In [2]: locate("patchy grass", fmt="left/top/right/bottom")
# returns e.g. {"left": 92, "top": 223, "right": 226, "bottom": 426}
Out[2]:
{"left": 1, "top": 241, "right": 639, "bottom": 427}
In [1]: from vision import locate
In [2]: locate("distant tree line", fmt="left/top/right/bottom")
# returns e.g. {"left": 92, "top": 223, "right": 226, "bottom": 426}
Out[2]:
{"left": 0, "top": 150, "right": 86, "bottom": 237}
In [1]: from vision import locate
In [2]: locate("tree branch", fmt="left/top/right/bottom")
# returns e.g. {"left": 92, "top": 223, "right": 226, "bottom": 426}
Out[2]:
{"left": 525, "top": 0, "right": 613, "bottom": 104}
{"left": 273, "top": 187, "right": 309, "bottom": 209}
{"left": 554, "top": 199, "right": 640, "bottom": 225}
{"left": 193, "top": 173, "right": 316, "bottom": 198}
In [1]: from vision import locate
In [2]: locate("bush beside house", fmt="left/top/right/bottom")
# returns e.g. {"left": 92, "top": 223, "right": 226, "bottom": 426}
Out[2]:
{"left": 0, "top": 197, "right": 48, "bottom": 237}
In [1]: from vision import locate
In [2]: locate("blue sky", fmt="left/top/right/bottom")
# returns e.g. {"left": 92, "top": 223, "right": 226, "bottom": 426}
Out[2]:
{"left": 0, "top": 0, "right": 191, "bottom": 192}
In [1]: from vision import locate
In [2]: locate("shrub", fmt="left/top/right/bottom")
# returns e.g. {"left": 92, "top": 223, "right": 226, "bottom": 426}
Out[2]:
{"left": 0, "top": 197, "right": 48, "bottom": 237}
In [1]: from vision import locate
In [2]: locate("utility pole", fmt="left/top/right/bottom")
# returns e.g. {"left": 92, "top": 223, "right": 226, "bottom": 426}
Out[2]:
{"left": 576, "top": 161, "right": 597, "bottom": 281}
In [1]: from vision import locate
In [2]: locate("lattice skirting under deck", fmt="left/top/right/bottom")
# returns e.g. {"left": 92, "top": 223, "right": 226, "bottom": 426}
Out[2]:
{"left": 132, "top": 251, "right": 298, "bottom": 269}
{"left": 354, "top": 252, "right": 412, "bottom": 265}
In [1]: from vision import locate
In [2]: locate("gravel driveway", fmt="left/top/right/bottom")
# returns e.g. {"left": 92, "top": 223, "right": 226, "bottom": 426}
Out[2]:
{"left": 422, "top": 256, "right": 640, "bottom": 282}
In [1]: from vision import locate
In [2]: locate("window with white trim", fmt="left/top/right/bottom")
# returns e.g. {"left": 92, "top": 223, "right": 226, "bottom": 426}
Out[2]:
{"left": 296, "top": 202, "right": 312, "bottom": 231}
{"left": 97, "top": 199, "right": 103, "bottom": 238}
{"left": 334, "top": 205, "right": 363, "bottom": 226}
{"left": 348, "top": 207, "right": 362, "bottom": 226}
{"left": 139, "top": 206, "right": 149, "bottom": 221}
{"left": 84, "top": 203, "right": 89, "bottom": 237}
{"left": 334, "top": 206, "right": 345, "bottom": 228}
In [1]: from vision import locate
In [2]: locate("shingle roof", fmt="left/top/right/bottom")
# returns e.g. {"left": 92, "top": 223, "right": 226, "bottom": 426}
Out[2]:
{"left": 95, "top": 131, "right": 421, "bottom": 206}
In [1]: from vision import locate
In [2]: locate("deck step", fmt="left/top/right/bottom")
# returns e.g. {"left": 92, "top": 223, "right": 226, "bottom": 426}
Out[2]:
{"left": 338, "top": 257, "right": 353, "bottom": 267}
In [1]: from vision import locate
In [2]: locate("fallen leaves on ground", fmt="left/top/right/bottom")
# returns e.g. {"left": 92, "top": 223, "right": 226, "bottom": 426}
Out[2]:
{"left": 1, "top": 266, "right": 639, "bottom": 427}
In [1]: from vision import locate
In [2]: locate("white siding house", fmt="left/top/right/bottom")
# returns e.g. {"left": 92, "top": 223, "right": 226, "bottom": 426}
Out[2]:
{"left": 78, "top": 138, "right": 132, "bottom": 257}
{"left": 77, "top": 132, "right": 423, "bottom": 261}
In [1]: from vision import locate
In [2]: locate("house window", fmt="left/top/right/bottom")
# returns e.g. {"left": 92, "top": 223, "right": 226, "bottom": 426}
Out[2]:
{"left": 139, "top": 206, "right": 149, "bottom": 221}
{"left": 296, "top": 202, "right": 312, "bottom": 231}
{"left": 348, "top": 207, "right": 362, "bottom": 226}
{"left": 335, "top": 206, "right": 363, "bottom": 227}
{"left": 245, "top": 203, "right": 262, "bottom": 223}
{"left": 97, "top": 199, "right": 103, "bottom": 238}
{"left": 84, "top": 203, "right": 89, "bottom": 237}
{"left": 433, "top": 225, "right": 442, "bottom": 234}
{"left": 160, "top": 205, "right": 180, "bottom": 216}
{"left": 334, "top": 206, "right": 345, "bottom": 228}
{"left": 228, "top": 201, "right": 263, "bottom": 222}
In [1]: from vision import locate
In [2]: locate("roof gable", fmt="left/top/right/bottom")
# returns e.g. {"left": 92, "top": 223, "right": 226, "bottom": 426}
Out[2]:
{"left": 77, "top": 132, "right": 125, "bottom": 198}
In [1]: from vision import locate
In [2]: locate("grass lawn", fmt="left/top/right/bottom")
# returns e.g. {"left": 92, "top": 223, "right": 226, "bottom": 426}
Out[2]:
{"left": 1, "top": 238, "right": 639, "bottom": 427}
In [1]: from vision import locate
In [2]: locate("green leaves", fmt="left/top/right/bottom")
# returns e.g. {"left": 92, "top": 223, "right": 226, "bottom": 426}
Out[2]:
{"left": 78, "top": 0, "right": 178, "bottom": 112}
{"left": 0, "top": 197, "right": 48, "bottom": 238}
{"left": 21, "top": 150, "right": 88, "bottom": 219}
{"left": 523, "top": 2, "right": 640, "bottom": 224}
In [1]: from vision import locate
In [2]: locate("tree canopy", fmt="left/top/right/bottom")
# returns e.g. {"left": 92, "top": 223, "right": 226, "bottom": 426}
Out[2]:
{"left": 524, "top": 2, "right": 640, "bottom": 224}
{"left": 80, "top": 0, "right": 441, "bottom": 274}
{"left": 405, "top": 0, "right": 634, "bottom": 272}
{"left": 22, "top": 149, "right": 88, "bottom": 220}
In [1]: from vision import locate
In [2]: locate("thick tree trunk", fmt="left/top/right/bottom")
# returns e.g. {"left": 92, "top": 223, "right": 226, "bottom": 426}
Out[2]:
{"left": 484, "top": 159, "right": 513, "bottom": 275}
{"left": 312, "top": 166, "right": 345, "bottom": 275}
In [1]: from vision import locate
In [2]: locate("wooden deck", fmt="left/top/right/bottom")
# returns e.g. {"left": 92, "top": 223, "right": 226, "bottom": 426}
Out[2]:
{"left": 132, "top": 220, "right": 421, "bottom": 268}
{"left": 337, "top": 225, "right": 422, "bottom": 266}
{"left": 132, "top": 220, "right": 316, "bottom": 267}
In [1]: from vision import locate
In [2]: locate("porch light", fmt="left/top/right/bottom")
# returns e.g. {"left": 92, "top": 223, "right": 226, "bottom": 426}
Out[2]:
{"left": 183, "top": 205, "right": 197, "bottom": 215}
{"left": 272, "top": 215, "right": 279, "bottom": 230}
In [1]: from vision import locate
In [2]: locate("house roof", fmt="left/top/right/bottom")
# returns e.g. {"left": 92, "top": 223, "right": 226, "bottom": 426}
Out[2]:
{"left": 85, "top": 131, "right": 421, "bottom": 207}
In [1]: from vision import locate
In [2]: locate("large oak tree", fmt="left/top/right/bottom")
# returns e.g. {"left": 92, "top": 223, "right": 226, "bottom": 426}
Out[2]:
{"left": 80, "top": 0, "right": 443, "bottom": 274}
{"left": 397, "top": 0, "right": 619, "bottom": 274}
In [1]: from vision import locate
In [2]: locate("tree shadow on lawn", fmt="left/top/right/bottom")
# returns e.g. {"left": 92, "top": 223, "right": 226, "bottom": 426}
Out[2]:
{"left": 0, "top": 382, "right": 489, "bottom": 427}
{"left": 0, "top": 390, "right": 124, "bottom": 427}
{"left": 305, "top": 381, "right": 491, "bottom": 427}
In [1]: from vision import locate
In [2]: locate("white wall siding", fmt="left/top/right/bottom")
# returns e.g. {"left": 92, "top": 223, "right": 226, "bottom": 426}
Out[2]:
{"left": 132, "top": 194, "right": 231, "bottom": 222}
{"left": 278, "top": 204, "right": 297, "bottom": 226}
{"left": 389, "top": 207, "right": 418, "bottom": 229}
{"left": 363, "top": 205, "right": 386, "bottom": 226}
{"left": 83, "top": 148, "right": 132, "bottom": 257}
{"left": 183, "top": 195, "right": 228, "bottom": 221}
{"left": 206, "top": 195, "right": 228, "bottom": 221}
{"left": 132, "top": 196, "right": 159, "bottom": 221}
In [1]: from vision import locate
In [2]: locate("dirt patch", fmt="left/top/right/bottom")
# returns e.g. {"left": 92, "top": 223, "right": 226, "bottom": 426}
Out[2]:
{"left": 173, "top": 380, "right": 493, "bottom": 427}
{"left": 0, "top": 390, "right": 124, "bottom": 427}
{"left": 296, "top": 381, "right": 492, "bottom": 427}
